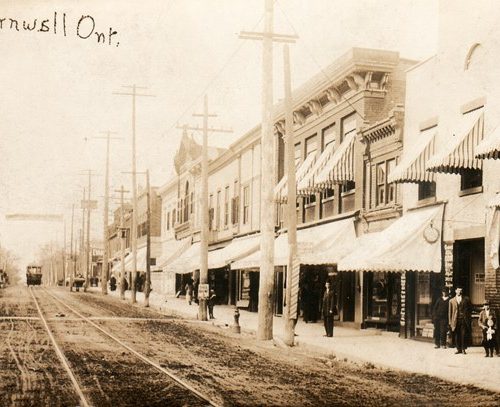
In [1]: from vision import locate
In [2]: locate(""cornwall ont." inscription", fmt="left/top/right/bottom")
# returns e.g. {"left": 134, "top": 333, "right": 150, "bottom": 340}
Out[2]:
{"left": 0, "top": 12, "right": 120, "bottom": 47}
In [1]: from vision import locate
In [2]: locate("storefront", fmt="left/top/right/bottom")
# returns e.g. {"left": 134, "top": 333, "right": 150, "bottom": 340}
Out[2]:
{"left": 338, "top": 204, "right": 444, "bottom": 335}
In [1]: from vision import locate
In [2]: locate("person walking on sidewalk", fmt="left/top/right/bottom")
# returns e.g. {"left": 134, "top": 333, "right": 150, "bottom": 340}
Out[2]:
{"left": 208, "top": 289, "right": 216, "bottom": 319}
{"left": 432, "top": 287, "right": 450, "bottom": 349}
{"left": 185, "top": 279, "right": 194, "bottom": 305}
{"left": 449, "top": 286, "right": 472, "bottom": 354}
{"left": 479, "top": 300, "right": 497, "bottom": 357}
{"left": 322, "top": 281, "right": 336, "bottom": 337}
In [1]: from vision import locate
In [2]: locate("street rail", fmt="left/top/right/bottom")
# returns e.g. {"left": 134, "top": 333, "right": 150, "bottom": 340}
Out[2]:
{"left": 28, "top": 287, "right": 91, "bottom": 407}
{"left": 37, "top": 287, "right": 221, "bottom": 407}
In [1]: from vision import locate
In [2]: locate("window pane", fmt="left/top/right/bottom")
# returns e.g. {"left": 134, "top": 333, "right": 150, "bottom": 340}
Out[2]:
{"left": 294, "top": 143, "right": 301, "bottom": 167}
{"left": 322, "top": 124, "right": 336, "bottom": 150}
{"left": 305, "top": 135, "right": 317, "bottom": 157}
{"left": 341, "top": 113, "right": 356, "bottom": 141}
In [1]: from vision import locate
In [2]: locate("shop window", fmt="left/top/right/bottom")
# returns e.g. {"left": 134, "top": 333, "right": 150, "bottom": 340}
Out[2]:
{"left": 460, "top": 168, "right": 482, "bottom": 191}
{"left": 418, "top": 181, "right": 436, "bottom": 201}
{"left": 365, "top": 272, "right": 401, "bottom": 331}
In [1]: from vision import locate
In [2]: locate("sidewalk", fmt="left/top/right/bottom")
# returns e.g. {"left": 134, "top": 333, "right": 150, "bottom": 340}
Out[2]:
{"left": 97, "top": 287, "right": 500, "bottom": 393}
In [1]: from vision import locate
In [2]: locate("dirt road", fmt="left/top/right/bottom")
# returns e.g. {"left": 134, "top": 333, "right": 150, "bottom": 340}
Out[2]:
{"left": 1, "top": 285, "right": 499, "bottom": 406}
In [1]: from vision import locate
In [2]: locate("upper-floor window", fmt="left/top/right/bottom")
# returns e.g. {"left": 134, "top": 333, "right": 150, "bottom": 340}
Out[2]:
{"left": 341, "top": 113, "right": 357, "bottom": 142}
{"left": 305, "top": 135, "right": 318, "bottom": 157}
{"left": 294, "top": 143, "right": 301, "bottom": 167}
{"left": 216, "top": 190, "right": 221, "bottom": 230}
{"left": 232, "top": 180, "right": 239, "bottom": 225}
{"left": 224, "top": 186, "right": 230, "bottom": 227}
{"left": 418, "top": 181, "right": 436, "bottom": 201}
{"left": 243, "top": 185, "right": 250, "bottom": 225}
{"left": 375, "top": 158, "right": 396, "bottom": 206}
{"left": 209, "top": 194, "right": 214, "bottom": 231}
{"left": 166, "top": 211, "right": 170, "bottom": 231}
{"left": 461, "top": 168, "right": 482, "bottom": 191}
{"left": 322, "top": 124, "right": 336, "bottom": 150}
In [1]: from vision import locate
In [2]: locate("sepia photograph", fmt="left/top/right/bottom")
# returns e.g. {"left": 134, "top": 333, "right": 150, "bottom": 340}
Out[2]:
{"left": 0, "top": 0, "right": 499, "bottom": 406}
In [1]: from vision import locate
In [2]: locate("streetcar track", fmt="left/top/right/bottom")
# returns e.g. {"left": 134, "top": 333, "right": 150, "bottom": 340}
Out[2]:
{"left": 43, "top": 287, "right": 221, "bottom": 407}
{"left": 28, "top": 287, "right": 91, "bottom": 407}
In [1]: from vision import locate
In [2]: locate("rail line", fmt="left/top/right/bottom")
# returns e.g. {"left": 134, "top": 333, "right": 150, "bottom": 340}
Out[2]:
{"left": 28, "top": 287, "right": 91, "bottom": 407}
{"left": 37, "top": 287, "right": 221, "bottom": 407}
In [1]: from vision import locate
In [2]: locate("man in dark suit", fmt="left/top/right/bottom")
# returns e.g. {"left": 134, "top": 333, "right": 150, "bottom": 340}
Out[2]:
{"left": 448, "top": 286, "right": 472, "bottom": 354}
{"left": 322, "top": 281, "right": 336, "bottom": 337}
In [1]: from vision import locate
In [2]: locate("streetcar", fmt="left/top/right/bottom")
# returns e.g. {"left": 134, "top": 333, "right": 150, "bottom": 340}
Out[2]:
{"left": 26, "top": 265, "right": 43, "bottom": 286}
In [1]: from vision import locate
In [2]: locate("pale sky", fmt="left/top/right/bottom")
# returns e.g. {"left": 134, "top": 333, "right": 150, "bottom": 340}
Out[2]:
{"left": 0, "top": 0, "right": 438, "bottom": 268}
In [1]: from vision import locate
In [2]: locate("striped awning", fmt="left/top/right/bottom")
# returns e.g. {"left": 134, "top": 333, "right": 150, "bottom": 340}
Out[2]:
{"left": 274, "top": 153, "right": 317, "bottom": 203}
{"left": 476, "top": 125, "right": 500, "bottom": 160}
{"left": 338, "top": 205, "right": 444, "bottom": 273}
{"left": 426, "top": 108, "right": 484, "bottom": 174}
{"left": 488, "top": 193, "right": 500, "bottom": 208}
{"left": 314, "top": 131, "right": 356, "bottom": 188}
{"left": 297, "top": 142, "right": 336, "bottom": 195}
{"left": 388, "top": 127, "right": 436, "bottom": 183}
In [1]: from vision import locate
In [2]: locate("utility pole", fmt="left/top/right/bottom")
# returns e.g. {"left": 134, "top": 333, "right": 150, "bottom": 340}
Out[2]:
{"left": 70, "top": 203, "right": 75, "bottom": 292}
{"left": 81, "top": 188, "right": 86, "bottom": 281}
{"left": 62, "top": 217, "right": 66, "bottom": 285}
{"left": 113, "top": 85, "right": 154, "bottom": 304}
{"left": 179, "top": 97, "right": 232, "bottom": 321}
{"left": 115, "top": 185, "right": 130, "bottom": 300}
{"left": 283, "top": 44, "right": 299, "bottom": 346}
{"left": 145, "top": 170, "right": 151, "bottom": 307}
{"left": 93, "top": 131, "right": 122, "bottom": 295}
{"left": 240, "top": 0, "right": 297, "bottom": 340}
{"left": 85, "top": 170, "right": 91, "bottom": 292}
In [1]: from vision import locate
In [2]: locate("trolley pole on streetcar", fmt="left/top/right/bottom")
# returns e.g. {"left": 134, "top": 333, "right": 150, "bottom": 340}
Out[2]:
{"left": 239, "top": 0, "right": 297, "bottom": 340}
{"left": 113, "top": 85, "right": 154, "bottom": 304}
{"left": 178, "top": 99, "right": 232, "bottom": 321}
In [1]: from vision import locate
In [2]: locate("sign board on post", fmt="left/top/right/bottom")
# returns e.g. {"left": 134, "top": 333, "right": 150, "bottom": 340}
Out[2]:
{"left": 198, "top": 283, "right": 209, "bottom": 300}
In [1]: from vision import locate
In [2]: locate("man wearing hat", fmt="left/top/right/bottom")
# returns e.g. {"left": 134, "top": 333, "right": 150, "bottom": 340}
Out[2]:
{"left": 478, "top": 300, "right": 498, "bottom": 356}
{"left": 448, "top": 286, "right": 472, "bottom": 354}
{"left": 432, "top": 287, "right": 450, "bottom": 348}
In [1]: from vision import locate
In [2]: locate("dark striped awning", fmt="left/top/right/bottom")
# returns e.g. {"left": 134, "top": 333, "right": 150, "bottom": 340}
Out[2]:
{"left": 476, "top": 125, "right": 500, "bottom": 160}
{"left": 274, "top": 153, "right": 317, "bottom": 203}
{"left": 314, "top": 131, "right": 356, "bottom": 188}
{"left": 426, "top": 108, "right": 484, "bottom": 174}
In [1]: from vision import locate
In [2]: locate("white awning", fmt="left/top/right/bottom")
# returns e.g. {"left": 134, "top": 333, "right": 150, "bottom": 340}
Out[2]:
{"left": 476, "top": 125, "right": 500, "bottom": 160}
{"left": 274, "top": 153, "right": 317, "bottom": 203}
{"left": 426, "top": 108, "right": 484, "bottom": 174}
{"left": 159, "top": 237, "right": 192, "bottom": 269}
{"left": 208, "top": 233, "right": 260, "bottom": 269}
{"left": 297, "top": 142, "right": 336, "bottom": 195}
{"left": 231, "top": 217, "right": 356, "bottom": 269}
{"left": 165, "top": 241, "right": 201, "bottom": 274}
{"left": 124, "top": 246, "right": 161, "bottom": 273}
{"left": 314, "top": 131, "right": 356, "bottom": 188}
{"left": 488, "top": 193, "right": 500, "bottom": 208}
{"left": 338, "top": 205, "right": 444, "bottom": 273}
{"left": 388, "top": 127, "right": 436, "bottom": 183}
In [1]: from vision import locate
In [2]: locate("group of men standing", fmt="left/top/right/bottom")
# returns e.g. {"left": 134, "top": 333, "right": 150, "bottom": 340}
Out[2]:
{"left": 433, "top": 286, "right": 498, "bottom": 356}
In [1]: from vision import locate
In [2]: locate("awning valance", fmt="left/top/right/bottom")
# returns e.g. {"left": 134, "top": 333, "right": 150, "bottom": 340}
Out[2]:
{"left": 338, "top": 205, "right": 444, "bottom": 273}
{"left": 165, "top": 241, "right": 201, "bottom": 274}
{"left": 488, "top": 193, "right": 500, "bottom": 208}
{"left": 314, "top": 131, "right": 356, "bottom": 188}
{"left": 274, "top": 153, "right": 317, "bottom": 203}
{"left": 475, "top": 125, "right": 500, "bottom": 160}
{"left": 231, "top": 217, "right": 356, "bottom": 269}
{"left": 208, "top": 233, "right": 260, "bottom": 269}
{"left": 159, "top": 237, "right": 192, "bottom": 269}
{"left": 123, "top": 246, "right": 161, "bottom": 273}
{"left": 388, "top": 127, "right": 436, "bottom": 183}
{"left": 297, "top": 142, "right": 336, "bottom": 195}
{"left": 426, "top": 108, "right": 484, "bottom": 174}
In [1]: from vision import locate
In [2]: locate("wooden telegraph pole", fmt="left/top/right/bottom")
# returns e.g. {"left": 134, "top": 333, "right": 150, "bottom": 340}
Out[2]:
{"left": 115, "top": 185, "right": 130, "bottom": 301}
{"left": 178, "top": 97, "right": 232, "bottom": 321}
{"left": 283, "top": 44, "right": 299, "bottom": 346}
{"left": 145, "top": 169, "right": 151, "bottom": 307}
{"left": 69, "top": 203, "right": 75, "bottom": 291}
{"left": 93, "top": 131, "right": 122, "bottom": 295}
{"left": 240, "top": 0, "right": 297, "bottom": 340}
{"left": 80, "top": 188, "right": 86, "bottom": 283}
{"left": 113, "top": 85, "right": 154, "bottom": 304}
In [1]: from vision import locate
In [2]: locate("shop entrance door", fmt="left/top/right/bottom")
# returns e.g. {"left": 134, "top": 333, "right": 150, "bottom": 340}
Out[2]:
{"left": 341, "top": 272, "right": 355, "bottom": 322}
{"left": 453, "top": 238, "right": 485, "bottom": 306}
